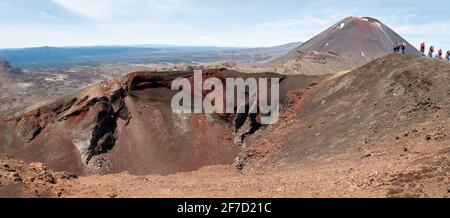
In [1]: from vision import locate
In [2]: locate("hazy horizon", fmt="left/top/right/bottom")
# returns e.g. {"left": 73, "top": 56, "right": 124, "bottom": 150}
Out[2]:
{"left": 0, "top": 44, "right": 252, "bottom": 50}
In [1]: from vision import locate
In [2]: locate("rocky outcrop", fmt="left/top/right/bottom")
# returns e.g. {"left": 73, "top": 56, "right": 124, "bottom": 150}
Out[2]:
{"left": 0, "top": 154, "right": 76, "bottom": 197}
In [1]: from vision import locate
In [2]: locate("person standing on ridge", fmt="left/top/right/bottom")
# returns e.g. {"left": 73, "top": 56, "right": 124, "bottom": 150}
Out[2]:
{"left": 420, "top": 42, "right": 426, "bottom": 56}
{"left": 401, "top": 42, "right": 406, "bottom": 54}
{"left": 393, "top": 43, "right": 398, "bottom": 53}
{"left": 394, "top": 42, "right": 401, "bottom": 53}
{"left": 446, "top": 50, "right": 450, "bottom": 60}
{"left": 437, "top": 49, "right": 443, "bottom": 59}
{"left": 428, "top": 46, "right": 435, "bottom": 57}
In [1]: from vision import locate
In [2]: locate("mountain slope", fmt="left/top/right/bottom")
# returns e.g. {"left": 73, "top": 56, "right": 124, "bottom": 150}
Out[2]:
{"left": 246, "top": 54, "right": 448, "bottom": 174}
{"left": 272, "top": 17, "right": 419, "bottom": 75}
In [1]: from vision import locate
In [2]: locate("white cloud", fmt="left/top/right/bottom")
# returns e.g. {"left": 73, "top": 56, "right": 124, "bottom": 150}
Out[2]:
{"left": 52, "top": 0, "right": 113, "bottom": 20}
{"left": 51, "top": 0, "right": 191, "bottom": 21}
{"left": 394, "top": 22, "right": 450, "bottom": 37}
{"left": 391, "top": 22, "right": 450, "bottom": 50}
{"left": 257, "top": 17, "right": 335, "bottom": 30}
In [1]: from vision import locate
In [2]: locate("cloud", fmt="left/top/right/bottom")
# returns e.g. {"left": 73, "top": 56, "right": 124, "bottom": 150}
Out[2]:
{"left": 392, "top": 22, "right": 450, "bottom": 49}
{"left": 51, "top": 0, "right": 191, "bottom": 21}
{"left": 1, "top": 1, "right": 450, "bottom": 49}
{"left": 394, "top": 22, "right": 450, "bottom": 37}
{"left": 52, "top": 0, "right": 112, "bottom": 20}
{"left": 257, "top": 17, "right": 335, "bottom": 30}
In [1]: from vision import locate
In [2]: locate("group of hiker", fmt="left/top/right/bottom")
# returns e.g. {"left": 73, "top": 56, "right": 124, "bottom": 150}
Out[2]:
{"left": 393, "top": 42, "right": 407, "bottom": 54}
{"left": 394, "top": 42, "right": 449, "bottom": 60}
{"left": 419, "top": 42, "right": 450, "bottom": 60}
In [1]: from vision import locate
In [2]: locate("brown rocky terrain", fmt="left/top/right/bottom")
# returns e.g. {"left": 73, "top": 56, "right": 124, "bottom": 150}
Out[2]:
{"left": 0, "top": 154, "right": 76, "bottom": 198}
{"left": 0, "top": 60, "right": 163, "bottom": 116}
{"left": 0, "top": 61, "right": 20, "bottom": 114}
{"left": 1, "top": 54, "right": 448, "bottom": 198}
{"left": 0, "top": 68, "right": 322, "bottom": 176}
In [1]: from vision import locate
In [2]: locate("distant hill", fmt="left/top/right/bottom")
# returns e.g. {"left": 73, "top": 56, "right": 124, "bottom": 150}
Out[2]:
{"left": 0, "top": 43, "right": 299, "bottom": 68}
{"left": 229, "top": 42, "right": 302, "bottom": 63}
{"left": 0, "top": 46, "right": 173, "bottom": 67}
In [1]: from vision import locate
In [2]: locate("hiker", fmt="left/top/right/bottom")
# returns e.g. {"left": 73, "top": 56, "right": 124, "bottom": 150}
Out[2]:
{"left": 401, "top": 42, "right": 406, "bottom": 54}
{"left": 446, "top": 50, "right": 450, "bottom": 60}
{"left": 393, "top": 42, "right": 402, "bottom": 53}
{"left": 428, "top": 46, "right": 435, "bottom": 57}
{"left": 393, "top": 43, "right": 399, "bottom": 53}
{"left": 420, "top": 42, "right": 426, "bottom": 56}
{"left": 437, "top": 49, "right": 443, "bottom": 59}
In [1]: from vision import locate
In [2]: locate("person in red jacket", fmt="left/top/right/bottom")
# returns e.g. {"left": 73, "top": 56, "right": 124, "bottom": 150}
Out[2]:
{"left": 420, "top": 42, "right": 425, "bottom": 56}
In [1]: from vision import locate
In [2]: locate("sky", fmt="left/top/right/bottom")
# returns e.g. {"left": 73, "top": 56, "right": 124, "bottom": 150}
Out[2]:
{"left": 0, "top": 0, "right": 449, "bottom": 50}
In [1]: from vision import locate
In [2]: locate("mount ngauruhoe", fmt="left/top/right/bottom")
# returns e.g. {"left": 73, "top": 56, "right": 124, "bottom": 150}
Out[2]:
{"left": 271, "top": 17, "right": 419, "bottom": 75}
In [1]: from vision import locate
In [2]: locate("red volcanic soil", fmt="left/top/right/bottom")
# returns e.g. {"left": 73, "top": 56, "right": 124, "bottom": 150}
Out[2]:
{"left": 0, "top": 70, "right": 233, "bottom": 175}
{"left": 0, "top": 68, "right": 322, "bottom": 176}
{"left": 248, "top": 54, "right": 448, "bottom": 165}
{"left": 1, "top": 54, "right": 449, "bottom": 198}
